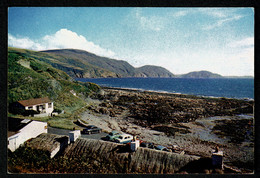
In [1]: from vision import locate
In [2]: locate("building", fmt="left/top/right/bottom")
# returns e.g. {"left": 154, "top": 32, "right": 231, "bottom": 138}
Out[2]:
{"left": 8, "top": 117, "right": 48, "bottom": 152}
{"left": 69, "top": 130, "right": 81, "bottom": 143}
{"left": 16, "top": 97, "right": 54, "bottom": 117}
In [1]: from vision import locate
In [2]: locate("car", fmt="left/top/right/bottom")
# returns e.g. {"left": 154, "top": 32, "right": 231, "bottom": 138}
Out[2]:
{"left": 105, "top": 130, "right": 122, "bottom": 141}
{"left": 114, "top": 134, "right": 133, "bottom": 144}
{"left": 82, "top": 125, "right": 102, "bottom": 134}
{"left": 155, "top": 145, "right": 172, "bottom": 152}
{"left": 140, "top": 142, "right": 155, "bottom": 149}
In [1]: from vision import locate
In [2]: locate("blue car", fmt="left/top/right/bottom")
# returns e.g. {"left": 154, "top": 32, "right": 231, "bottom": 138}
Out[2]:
{"left": 155, "top": 145, "right": 171, "bottom": 152}
{"left": 105, "top": 130, "right": 122, "bottom": 141}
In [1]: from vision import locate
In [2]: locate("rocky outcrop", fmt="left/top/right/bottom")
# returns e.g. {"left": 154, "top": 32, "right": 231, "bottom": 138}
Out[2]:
{"left": 100, "top": 88, "right": 254, "bottom": 126}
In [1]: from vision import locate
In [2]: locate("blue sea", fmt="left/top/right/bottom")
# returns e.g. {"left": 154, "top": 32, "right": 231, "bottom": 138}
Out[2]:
{"left": 75, "top": 78, "right": 254, "bottom": 100}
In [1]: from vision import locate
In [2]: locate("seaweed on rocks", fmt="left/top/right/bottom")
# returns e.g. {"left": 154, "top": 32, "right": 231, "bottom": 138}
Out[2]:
{"left": 211, "top": 119, "right": 254, "bottom": 144}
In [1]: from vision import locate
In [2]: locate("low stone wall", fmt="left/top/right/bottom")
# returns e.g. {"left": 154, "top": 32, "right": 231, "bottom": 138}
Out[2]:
{"left": 25, "top": 134, "right": 200, "bottom": 173}
{"left": 63, "top": 137, "right": 200, "bottom": 173}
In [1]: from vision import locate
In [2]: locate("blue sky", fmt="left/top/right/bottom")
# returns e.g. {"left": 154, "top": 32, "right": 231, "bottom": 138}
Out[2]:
{"left": 8, "top": 7, "right": 254, "bottom": 76}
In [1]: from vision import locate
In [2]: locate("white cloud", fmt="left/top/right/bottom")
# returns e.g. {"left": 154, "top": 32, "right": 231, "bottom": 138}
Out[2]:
{"left": 200, "top": 8, "right": 244, "bottom": 30}
{"left": 134, "top": 9, "right": 165, "bottom": 31}
{"left": 202, "top": 15, "right": 243, "bottom": 30}
{"left": 198, "top": 8, "right": 230, "bottom": 18}
{"left": 8, "top": 34, "right": 44, "bottom": 50}
{"left": 228, "top": 37, "right": 254, "bottom": 48}
{"left": 8, "top": 29, "right": 116, "bottom": 58}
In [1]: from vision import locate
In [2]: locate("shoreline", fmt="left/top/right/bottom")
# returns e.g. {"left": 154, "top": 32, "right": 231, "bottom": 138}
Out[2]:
{"left": 75, "top": 77, "right": 254, "bottom": 100}
{"left": 79, "top": 86, "right": 254, "bottom": 172}
{"left": 101, "top": 86, "right": 254, "bottom": 101}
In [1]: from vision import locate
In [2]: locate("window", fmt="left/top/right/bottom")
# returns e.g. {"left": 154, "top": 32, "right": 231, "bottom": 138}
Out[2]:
{"left": 28, "top": 106, "right": 33, "bottom": 110}
{"left": 48, "top": 103, "right": 52, "bottom": 108}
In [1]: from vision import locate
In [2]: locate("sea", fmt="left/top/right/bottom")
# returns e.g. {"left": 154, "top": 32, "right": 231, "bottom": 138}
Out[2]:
{"left": 75, "top": 78, "right": 254, "bottom": 100}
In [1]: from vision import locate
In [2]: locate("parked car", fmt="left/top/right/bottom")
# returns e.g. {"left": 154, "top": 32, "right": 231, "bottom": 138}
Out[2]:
{"left": 105, "top": 130, "right": 122, "bottom": 141}
{"left": 115, "top": 134, "right": 133, "bottom": 144}
{"left": 82, "top": 125, "right": 102, "bottom": 134}
{"left": 140, "top": 142, "right": 155, "bottom": 149}
{"left": 155, "top": 145, "right": 172, "bottom": 152}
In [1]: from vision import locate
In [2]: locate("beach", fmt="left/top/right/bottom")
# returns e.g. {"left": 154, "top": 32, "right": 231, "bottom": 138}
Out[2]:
{"left": 79, "top": 87, "right": 254, "bottom": 172}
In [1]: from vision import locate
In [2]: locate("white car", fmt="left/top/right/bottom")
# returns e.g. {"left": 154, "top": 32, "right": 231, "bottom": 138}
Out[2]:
{"left": 114, "top": 134, "right": 133, "bottom": 144}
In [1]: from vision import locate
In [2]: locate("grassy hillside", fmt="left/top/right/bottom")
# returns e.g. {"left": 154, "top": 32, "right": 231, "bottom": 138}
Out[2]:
{"left": 42, "top": 49, "right": 137, "bottom": 77}
{"left": 9, "top": 47, "right": 176, "bottom": 78}
{"left": 8, "top": 47, "right": 118, "bottom": 78}
{"left": 8, "top": 49, "right": 101, "bottom": 128}
{"left": 41, "top": 49, "right": 175, "bottom": 78}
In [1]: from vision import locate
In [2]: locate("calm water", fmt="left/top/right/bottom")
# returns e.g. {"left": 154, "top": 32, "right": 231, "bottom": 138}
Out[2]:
{"left": 76, "top": 78, "right": 254, "bottom": 100}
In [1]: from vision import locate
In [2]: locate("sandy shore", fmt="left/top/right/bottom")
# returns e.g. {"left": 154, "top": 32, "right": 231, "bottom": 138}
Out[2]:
{"left": 79, "top": 87, "right": 254, "bottom": 172}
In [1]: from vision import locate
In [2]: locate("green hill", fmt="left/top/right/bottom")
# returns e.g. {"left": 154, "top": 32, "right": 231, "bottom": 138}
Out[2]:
{"left": 8, "top": 47, "right": 118, "bottom": 78}
{"left": 135, "top": 65, "right": 175, "bottom": 77}
{"left": 41, "top": 49, "right": 175, "bottom": 78}
{"left": 8, "top": 48, "right": 175, "bottom": 78}
{"left": 42, "top": 49, "right": 136, "bottom": 77}
{"left": 177, "top": 70, "right": 223, "bottom": 78}
{"left": 8, "top": 48, "right": 101, "bottom": 121}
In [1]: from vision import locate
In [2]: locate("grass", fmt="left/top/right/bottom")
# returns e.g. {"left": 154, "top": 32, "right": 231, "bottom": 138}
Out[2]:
{"left": 8, "top": 48, "right": 103, "bottom": 130}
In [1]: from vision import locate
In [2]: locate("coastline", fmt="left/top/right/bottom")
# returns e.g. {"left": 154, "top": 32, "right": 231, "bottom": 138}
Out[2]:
{"left": 76, "top": 77, "right": 254, "bottom": 100}
{"left": 101, "top": 86, "right": 254, "bottom": 101}
{"left": 77, "top": 86, "right": 254, "bottom": 172}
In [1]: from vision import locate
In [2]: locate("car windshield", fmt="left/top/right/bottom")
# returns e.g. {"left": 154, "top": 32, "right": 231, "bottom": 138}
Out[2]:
{"left": 157, "top": 146, "right": 164, "bottom": 150}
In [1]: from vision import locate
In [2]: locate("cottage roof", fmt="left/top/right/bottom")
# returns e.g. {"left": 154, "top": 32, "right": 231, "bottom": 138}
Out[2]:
{"left": 18, "top": 97, "right": 51, "bottom": 107}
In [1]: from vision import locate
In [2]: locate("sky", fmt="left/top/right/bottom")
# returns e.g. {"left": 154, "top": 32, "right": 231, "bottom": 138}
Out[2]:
{"left": 8, "top": 7, "right": 254, "bottom": 76}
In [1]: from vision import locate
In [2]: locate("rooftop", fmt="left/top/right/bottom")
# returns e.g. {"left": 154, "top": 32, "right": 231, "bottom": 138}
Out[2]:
{"left": 18, "top": 97, "right": 51, "bottom": 107}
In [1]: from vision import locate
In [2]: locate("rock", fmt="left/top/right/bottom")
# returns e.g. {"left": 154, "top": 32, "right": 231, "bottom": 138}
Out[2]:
{"left": 99, "top": 107, "right": 108, "bottom": 114}
{"left": 109, "top": 110, "right": 116, "bottom": 117}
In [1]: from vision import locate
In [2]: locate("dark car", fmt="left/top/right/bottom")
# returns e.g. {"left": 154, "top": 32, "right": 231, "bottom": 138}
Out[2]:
{"left": 140, "top": 142, "right": 154, "bottom": 149}
{"left": 82, "top": 125, "right": 102, "bottom": 134}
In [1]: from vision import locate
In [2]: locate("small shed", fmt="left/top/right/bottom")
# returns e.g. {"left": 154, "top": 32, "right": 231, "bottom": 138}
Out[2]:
{"left": 130, "top": 136, "right": 140, "bottom": 152}
{"left": 130, "top": 140, "right": 140, "bottom": 152}
{"left": 8, "top": 117, "right": 48, "bottom": 152}
{"left": 69, "top": 130, "right": 81, "bottom": 143}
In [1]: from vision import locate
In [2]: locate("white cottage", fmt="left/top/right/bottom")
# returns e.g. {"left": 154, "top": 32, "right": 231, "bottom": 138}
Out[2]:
{"left": 16, "top": 97, "right": 54, "bottom": 117}
{"left": 8, "top": 117, "right": 48, "bottom": 152}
